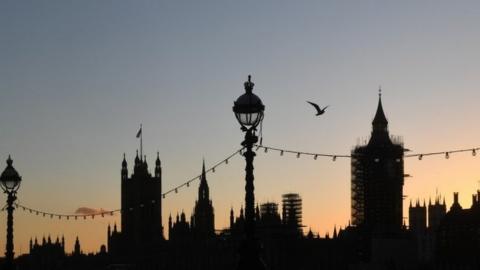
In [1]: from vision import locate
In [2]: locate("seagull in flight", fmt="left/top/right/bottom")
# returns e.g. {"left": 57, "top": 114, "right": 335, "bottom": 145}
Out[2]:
{"left": 307, "top": 101, "right": 329, "bottom": 116}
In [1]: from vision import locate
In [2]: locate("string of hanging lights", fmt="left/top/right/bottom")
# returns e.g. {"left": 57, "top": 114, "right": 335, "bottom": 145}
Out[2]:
{"left": 14, "top": 147, "right": 245, "bottom": 220}
{"left": 255, "top": 145, "right": 480, "bottom": 161}
{"left": 10, "top": 144, "right": 480, "bottom": 221}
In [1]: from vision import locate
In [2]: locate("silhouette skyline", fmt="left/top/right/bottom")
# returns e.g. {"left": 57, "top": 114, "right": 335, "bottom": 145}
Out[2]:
{"left": 2, "top": 1, "right": 480, "bottom": 260}
{"left": 8, "top": 96, "right": 480, "bottom": 269}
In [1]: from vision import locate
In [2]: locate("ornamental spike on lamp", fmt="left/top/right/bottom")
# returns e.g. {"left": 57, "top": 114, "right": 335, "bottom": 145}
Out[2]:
{"left": 0, "top": 155, "right": 22, "bottom": 270}
{"left": 233, "top": 75, "right": 266, "bottom": 270}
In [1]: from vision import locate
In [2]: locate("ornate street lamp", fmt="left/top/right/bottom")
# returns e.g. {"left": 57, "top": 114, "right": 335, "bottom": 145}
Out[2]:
{"left": 233, "top": 75, "right": 266, "bottom": 270}
{"left": 0, "top": 156, "right": 22, "bottom": 270}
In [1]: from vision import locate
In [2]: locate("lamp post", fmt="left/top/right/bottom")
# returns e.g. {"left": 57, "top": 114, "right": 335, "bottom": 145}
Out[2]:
{"left": 0, "top": 156, "right": 22, "bottom": 270}
{"left": 233, "top": 75, "right": 266, "bottom": 270}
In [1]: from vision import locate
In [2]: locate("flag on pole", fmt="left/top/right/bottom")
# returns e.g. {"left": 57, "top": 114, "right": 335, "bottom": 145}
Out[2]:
{"left": 136, "top": 126, "right": 142, "bottom": 138}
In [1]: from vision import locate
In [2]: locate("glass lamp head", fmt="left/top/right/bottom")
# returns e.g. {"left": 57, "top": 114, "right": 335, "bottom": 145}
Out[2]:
{"left": 233, "top": 75, "right": 265, "bottom": 130}
{"left": 0, "top": 156, "right": 21, "bottom": 193}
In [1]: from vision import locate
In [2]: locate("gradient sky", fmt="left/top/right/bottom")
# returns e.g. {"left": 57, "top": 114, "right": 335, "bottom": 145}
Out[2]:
{"left": 2, "top": 0, "right": 480, "bottom": 255}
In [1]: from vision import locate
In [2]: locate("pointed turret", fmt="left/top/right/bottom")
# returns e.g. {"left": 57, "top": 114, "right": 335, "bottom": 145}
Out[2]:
{"left": 372, "top": 90, "right": 388, "bottom": 129}
{"left": 134, "top": 150, "right": 140, "bottom": 166}
{"left": 155, "top": 152, "right": 161, "bottom": 178}
{"left": 369, "top": 90, "right": 392, "bottom": 146}
{"left": 198, "top": 159, "right": 209, "bottom": 201}
{"left": 230, "top": 207, "right": 234, "bottom": 229}
{"left": 181, "top": 210, "right": 186, "bottom": 223}
{"left": 450, "top": 192, "right": 462, "bottom": 212}
{"left": 307, "top": 228, "right": 314, "bottom": 239}
{"left": 74, "top": 236, "right": 81, "bottom": 255}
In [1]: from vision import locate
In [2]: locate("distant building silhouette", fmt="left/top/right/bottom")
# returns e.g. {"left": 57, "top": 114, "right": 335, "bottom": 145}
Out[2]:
{"left": 428, "top": 196, "right": 446, "bottom": 230}
{"left": 436, "top": 191, "right": 480, "bottom": 267}
{"left": 168, "top": 161, "right": 215, "bottom": 241}
{"left": 351, "top": 93, "right": 404, "bottom": 235}
{"left": 282, "top": 193, "right": 303, "bottom": 236}
{"left": 192, "top": 160, "right": 215, "bottom": 238}
{"left": 108, "top": 152, "right": 164, "bottom": 260}
{"left": 19, "top": 93, "right": 480, "bottom": 270}
{"left": 409, "top": 200, "right": 427, "bottom": 233}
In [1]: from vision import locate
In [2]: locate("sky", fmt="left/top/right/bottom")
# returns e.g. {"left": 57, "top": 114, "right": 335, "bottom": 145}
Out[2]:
{"left": 1, "top": 0, "right": 480, "bottom": 255}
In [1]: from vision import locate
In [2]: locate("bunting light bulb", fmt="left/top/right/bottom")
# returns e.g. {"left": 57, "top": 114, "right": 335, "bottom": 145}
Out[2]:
{"left": 162, "top": 194, "right": 165, "bottom": 199}
{"left": 67, "top": 216, "right": 69, "bottom": 220}
{"left": 91, "top": 215, "right": 94, "bottom": 219}
{"left": 297, "top": 153, "right": 300, "bottom": 158}
{"left": 418, "top": 155, "right": 423, "bottom": 160}
{"left": 332, "top": 156, "right": 337, "bottom": 161}
{"left": 225, "top": 159, "right": 229, "bottom": 164}
{"left": 186, "top": 182, "right": 189, "bottom": 187}
{"left": 75, "top": 216, "right": 77, "bottom": 220}
{"left": 175, "top": 188, "right": 178, "bottom": 193}
{"left": 264, "top": 148, "right": 268, "bottom": 153}
{"left": 473, "top": 149, "right": 477, "bottom": 156}
{"left": 280, "top": 150, "right": 284, "bottom": 156}
{"left": 445, "top": 152, "right": 449, "bottom": 159}
{"left": 212, "top": 167, "right": 215, "bottom": 173}
{"left": 314, "top": 155, "right": 318, "bottom": 160}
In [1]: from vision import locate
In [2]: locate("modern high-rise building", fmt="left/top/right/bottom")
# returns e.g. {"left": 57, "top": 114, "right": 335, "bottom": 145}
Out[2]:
{"left": 351, "top": 93, "right": 404, "bottom": 235}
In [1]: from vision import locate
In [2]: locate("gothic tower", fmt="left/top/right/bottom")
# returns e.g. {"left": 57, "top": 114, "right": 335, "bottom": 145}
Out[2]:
{"left": 351, "top": 92, "right": 404, "bottom": 235}
{"left": 117, "top": 150, "right": 164, "bottom": 257}
{"left": 192, "top": 160, "right": 215, "bottom": 238}
{"left": 409, "top": 200, "right": 427, "bottom": 233}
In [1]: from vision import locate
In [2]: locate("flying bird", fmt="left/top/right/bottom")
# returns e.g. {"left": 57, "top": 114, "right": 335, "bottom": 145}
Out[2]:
{"left": 307, "top": 101, "right": 329, "bottom": 116}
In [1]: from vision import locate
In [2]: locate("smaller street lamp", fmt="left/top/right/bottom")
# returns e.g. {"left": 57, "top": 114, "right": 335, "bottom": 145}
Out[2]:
{"left": 0, "top": 156, "right": 22, "bottom": 270}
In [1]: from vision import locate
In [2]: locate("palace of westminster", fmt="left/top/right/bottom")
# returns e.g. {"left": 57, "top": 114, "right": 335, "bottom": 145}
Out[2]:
{"left": 8, "top": 94, "right": 480, "bottom": 270}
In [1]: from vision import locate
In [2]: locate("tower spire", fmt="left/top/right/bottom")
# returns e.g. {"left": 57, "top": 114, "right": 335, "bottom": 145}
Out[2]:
{"left": 368, "top": 90, "right": 391, "bottom": 145}
{"left": 372, "top": 89, "right": 388, "bottom": 128}
{"left": 199, "top": 159, "right": 209, "bottom": 200}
